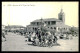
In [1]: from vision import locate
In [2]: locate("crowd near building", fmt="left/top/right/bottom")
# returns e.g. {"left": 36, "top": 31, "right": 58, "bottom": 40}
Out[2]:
{"left": 2, "top": 8, "right": 78, "bottom": 36}
{"left": 2, "top": 8, "right": 78, "bottom": 47}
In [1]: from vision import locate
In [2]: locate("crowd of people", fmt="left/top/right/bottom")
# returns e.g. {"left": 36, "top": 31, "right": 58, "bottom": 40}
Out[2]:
{"left": 2, "top": 27, "right": 77, "bottom": 47}
{"left": 25, "top": 28, "right": 59, "bottom": 47}
{"left": 2, "top": 28, "right": 59, "bottom": 47}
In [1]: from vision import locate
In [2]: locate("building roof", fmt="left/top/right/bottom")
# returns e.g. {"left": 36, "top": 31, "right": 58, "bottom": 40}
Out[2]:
{"left": 32, "top": 18, "right": 62, "bottom": 22}
{"left": 27, "top": 25, "right": 39, "bottom": 27}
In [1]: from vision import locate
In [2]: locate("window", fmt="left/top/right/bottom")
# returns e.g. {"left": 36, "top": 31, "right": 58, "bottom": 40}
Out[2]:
{"left": 51, "top": 21, "right": 56, "bottom": 25}
{"left": 48, "top": 21, "right": 50, "bottom": 25}
{"left": 34, "top": 22, "right": 35, "bottom": 25}
{"left": 37, "top": 22, "right": 39, "bottom": 25}
{"left": 45, "top": 21, "right": 46, "bottom": 23}
{"left": 33, "top": 28, "right": 34, "bottom": 30}
{"left": 59, "top": 15, "right": 62, "bottom": 20}
{"left": 35, "top": 28, "right": 37, "bottom": 31}
{"left": 54, "top": 27, "right": 56, "bottom": 30}
{"left": 31, "top": 22, "right": 35, "bottom": 25}
{"left": 51, "top": 27, "right": 53, "bottom": 29}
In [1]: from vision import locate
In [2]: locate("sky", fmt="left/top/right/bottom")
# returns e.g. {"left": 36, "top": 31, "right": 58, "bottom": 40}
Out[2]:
{"left": 2, "top": 2, "right": 79, "bottom": 27}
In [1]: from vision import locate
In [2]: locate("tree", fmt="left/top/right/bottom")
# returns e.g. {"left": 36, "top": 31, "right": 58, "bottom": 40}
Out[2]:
{"left": 69, "top": 26, "right": 78, "bottom": 36}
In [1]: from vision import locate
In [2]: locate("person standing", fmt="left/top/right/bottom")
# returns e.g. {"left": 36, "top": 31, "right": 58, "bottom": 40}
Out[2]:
{"left": 53, "top": 35, "right": 58, "bottom": 44}
{"left": 5, "top": 30, "right": 7, "bottom": 35}
{"left": 2, "top": 31, "right": 6, "bottom": 41}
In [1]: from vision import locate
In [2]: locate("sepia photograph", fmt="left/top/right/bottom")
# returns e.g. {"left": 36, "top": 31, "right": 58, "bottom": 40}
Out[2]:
{"left": 2, "top": 1, "right": 79, "bottom": 51}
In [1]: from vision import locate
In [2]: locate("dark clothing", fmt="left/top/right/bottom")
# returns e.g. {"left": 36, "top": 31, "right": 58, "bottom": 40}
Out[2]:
{"left": 36, "top": 31, "right": 41, "bottom": 39}
{"left": 54, "top": 36, "right": 58, "bottom": 40}
{"left": 42, "top": 32, "right": 45, "bottom": 36}
{"left": 53, "top": 36, "right": 58, "bottom": 43}
{"left": 2, "top": 33, "right": 5, "bottom": 38}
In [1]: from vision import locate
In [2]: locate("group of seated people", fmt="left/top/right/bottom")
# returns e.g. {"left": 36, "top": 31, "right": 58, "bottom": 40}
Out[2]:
{"left": 25, "top": 29, "right": 58, "bottom": 47}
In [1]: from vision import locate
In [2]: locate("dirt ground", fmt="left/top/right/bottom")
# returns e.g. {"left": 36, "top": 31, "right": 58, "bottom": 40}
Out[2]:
{"left": 1, "top": 32, "right": 79, "bottom": 51}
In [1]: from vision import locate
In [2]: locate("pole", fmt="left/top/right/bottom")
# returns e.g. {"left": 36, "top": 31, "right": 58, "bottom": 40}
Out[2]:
{"left": 41, "top": 18, "right": 43, "bottom": 31}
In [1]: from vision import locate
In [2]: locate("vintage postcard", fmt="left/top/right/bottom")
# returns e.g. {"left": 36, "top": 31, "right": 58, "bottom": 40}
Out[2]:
{"left": 2, "top": 1, "right": 79, "bottom": 51}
